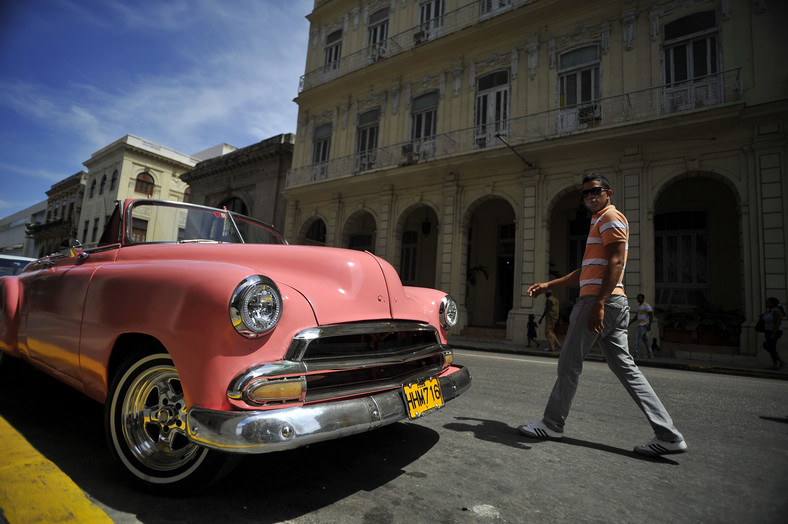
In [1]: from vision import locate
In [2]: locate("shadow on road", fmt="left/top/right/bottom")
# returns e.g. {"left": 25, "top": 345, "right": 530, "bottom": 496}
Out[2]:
{"left": 442, "top": 415, "right": 680, "bottom": 465}
{"left": 0, "top": 357, "right": 441, "bottom": 523}
{"left": 443, "top": 416, "right": 531, "bottom": 450}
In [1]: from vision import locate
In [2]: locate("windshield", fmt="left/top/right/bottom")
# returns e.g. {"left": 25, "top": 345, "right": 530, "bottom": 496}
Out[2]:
{"left": 125, "top": 201, "right": 284, "bottom": 245}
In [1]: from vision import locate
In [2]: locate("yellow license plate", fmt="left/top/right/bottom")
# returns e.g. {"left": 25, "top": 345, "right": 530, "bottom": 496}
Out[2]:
{"left": 403, "top": 377, "right": 444, "bottom": 419}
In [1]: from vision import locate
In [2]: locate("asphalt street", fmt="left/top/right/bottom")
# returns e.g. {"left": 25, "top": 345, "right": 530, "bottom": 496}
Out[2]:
{"left": 1, "top": 349, "right": 786, "bottom": 523}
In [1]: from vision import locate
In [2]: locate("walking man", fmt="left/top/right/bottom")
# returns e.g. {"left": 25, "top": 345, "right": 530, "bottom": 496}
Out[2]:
{"left": 629, "top": 293, "right": 654, "bottom": 358}
{"left": 518, "top": 173, "right": 687, "bottom": 457}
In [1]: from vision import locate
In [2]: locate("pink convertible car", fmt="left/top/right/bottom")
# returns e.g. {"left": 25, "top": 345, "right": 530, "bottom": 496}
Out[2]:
{"left": 0, "top": 199, "right": 470, "bottom": 492}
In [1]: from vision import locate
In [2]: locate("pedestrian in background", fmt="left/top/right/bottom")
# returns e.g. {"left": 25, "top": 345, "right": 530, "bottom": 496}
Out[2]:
{"left": 518, "top": 173, "right": 687, "bottom": 457}
{"left": 629, "top": 293, "right": 654, "bottom": 358}
{"left": 539, "top": 290, "right": 560, "bottom": 351}
{"left": 526, "top": 313, "right": 539, "bottom": 348}
{"left": 760, "top": 297, "right": 784, "bottom": 370}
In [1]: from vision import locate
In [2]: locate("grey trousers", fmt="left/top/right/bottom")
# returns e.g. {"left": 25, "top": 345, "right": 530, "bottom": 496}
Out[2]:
{"left": 542, "top": 295, "right": 684, "bottom": 442}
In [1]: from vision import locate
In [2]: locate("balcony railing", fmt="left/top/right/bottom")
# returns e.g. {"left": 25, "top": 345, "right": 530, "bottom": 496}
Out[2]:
{"left": 287, "top": 69, "right": 742, "bottom": 188}
{"left": 299, "top": 0, "right": 533, "bottom": 92}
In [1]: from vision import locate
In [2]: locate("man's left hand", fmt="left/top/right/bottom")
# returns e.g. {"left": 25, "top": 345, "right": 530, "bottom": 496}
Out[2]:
{"left": 588, "top": 301, "right": 605, "bottom": 333}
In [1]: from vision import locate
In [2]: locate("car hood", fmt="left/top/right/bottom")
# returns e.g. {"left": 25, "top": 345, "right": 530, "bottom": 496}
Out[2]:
{"left": 197, "top": 244, "right": 426, "bottom": 326}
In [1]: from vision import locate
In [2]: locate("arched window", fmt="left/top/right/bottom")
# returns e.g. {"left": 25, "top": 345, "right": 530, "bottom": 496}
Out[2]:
{"left": 312, "top": 123, "right": 332, "bottom": 179}
{"left": 411, "top": 91, "right": 438, "bottom": 140}
{"left": 663, "top": 11, "right": 718, "bottom": 85}
{"left": 407, "top": 91, "right": 439, "bottom": 160}
{"left": 99, "top": 174, "right": 107, "bottom": 195}
{"left": 135, "top": 173, "right": 155, "bottom": 196}
{"left": 89, "top": 179, "right": 96, "bottom": 198}
{"left": 110, "top": 170, "right": 118, "bottom": 191}
{"left": 368, "top": 8, "right": 389, "bottom": 57}
{"left": 324, "top": 29, "right": 342, "bottom": 71}
{"left": 183, "top": 187, "right": 192, "bottom": 203}
{"left": 305, "top": 219, "right": 327, "bottom": 246}
{"left": 475, "top": 70, "right": 510, "bottom": 147}
{"left": 559, "top": 46, "right": 600, "bottom": 108}
{"left": 355, "top": 108, "right": 380, "bottom": 171}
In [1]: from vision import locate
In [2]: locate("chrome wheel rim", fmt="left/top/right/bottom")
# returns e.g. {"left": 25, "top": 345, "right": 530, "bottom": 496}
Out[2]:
{"left": 120, "top": 363, "right": 202, "bottom": 471}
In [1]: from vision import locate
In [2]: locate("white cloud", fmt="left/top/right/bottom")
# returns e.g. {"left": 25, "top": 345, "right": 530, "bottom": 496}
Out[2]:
{"left": 0, "top": 0, "right": 312, "bottom": 217}
{"left": 2, "top": 1, "right": 309, "bottom": 155}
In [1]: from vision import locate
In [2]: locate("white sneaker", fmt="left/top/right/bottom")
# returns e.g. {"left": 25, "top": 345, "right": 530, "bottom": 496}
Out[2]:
{"left": 634, "top": 437, "right": 688, "bottom": 456}
{"left": 518, "top": 421, "right": 563, "bottom": 439}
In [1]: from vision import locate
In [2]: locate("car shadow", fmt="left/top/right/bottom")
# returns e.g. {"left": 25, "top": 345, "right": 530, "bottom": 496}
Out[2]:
{"left": 0, "top": 358, "right": 441, "bottom": 522}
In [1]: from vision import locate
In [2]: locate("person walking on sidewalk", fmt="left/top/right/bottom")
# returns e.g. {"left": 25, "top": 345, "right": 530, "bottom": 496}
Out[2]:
{"left": 539, "top": 290, "right": 561, "bottom": 351}
{"left": 518, "top": 173, "right": 687, "bottom": 457}
{"left": 761, "top": 297, "right": 784, "bottom": 370}
{"left": 526, "top": 314, "right": 539, "bottom": 348}
{"left": 629, "top": 293, "right": 654, "bottom": 358}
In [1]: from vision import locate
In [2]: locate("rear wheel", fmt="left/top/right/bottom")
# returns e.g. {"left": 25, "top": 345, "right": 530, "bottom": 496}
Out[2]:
{"left": 105, "top": 350, "right": 239, "bottom": 493}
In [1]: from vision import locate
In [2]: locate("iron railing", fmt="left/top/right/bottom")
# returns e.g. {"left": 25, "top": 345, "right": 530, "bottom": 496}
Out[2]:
{"left": 299, "top": 0, "right": 531, "bottom": 92}
{"left": 289, "top": 69, "right": 742, "bottom": 184}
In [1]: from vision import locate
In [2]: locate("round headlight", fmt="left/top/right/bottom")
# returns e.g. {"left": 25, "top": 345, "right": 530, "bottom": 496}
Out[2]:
{"left": 230, "top": 275, "right": 282, "bottom": 337}
{"left": 439, "top": 295, "right": 458, "bottom": 329}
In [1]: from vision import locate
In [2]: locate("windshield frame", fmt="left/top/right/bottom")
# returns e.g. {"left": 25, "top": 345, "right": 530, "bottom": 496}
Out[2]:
{"left": 121, "top": 199, "right": 286, "bottom": 246}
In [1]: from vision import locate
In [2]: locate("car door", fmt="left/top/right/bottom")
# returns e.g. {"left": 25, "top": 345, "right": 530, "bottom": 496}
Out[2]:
{"left": 20, "top": 248, "right": 118, "bottom": 381}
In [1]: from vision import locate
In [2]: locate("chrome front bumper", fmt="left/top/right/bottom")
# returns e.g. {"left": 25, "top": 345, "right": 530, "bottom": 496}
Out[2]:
{"left": 186, "top": 365, "right": 471, "bottom": 453}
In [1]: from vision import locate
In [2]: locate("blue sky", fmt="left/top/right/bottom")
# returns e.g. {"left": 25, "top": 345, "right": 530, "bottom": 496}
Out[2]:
{"left": 0, "top": 0, "right": 312, "bottom": 218}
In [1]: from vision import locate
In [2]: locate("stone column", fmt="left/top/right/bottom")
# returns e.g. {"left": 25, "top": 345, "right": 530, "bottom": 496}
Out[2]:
{"left": 440, "top": 172, "right": 463, "bottom": 324}
{"left": 508, "top": 173, "right": 539, "bottom": 344}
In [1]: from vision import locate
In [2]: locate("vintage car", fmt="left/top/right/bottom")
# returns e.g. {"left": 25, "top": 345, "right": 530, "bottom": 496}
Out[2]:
{"left": 0, "top": 199, "right": 470, "bottom": 492}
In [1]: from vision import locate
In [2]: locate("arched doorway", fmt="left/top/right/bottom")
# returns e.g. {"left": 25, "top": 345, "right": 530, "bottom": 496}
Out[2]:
{"left": 216, "top": 197, "right": 248, "bottom": 215}
{"left": 397, "top": 205, "right": 439, "bottom": 288}
{"left": 548, "top": 190, "right": 592, "bottom": 320}
{"left": 343, "top": 211, "right": 376, "bottom": 253}
{"left": 464, "top": 197, "right": 516, "bottom": 327}
{"left": 653, "top": 176, "right": 742, "bottom": 312}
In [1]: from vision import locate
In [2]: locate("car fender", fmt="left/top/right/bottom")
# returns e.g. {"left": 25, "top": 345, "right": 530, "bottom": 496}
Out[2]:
{"left": 78, "top": 261, "right": 317, "bottom": 410}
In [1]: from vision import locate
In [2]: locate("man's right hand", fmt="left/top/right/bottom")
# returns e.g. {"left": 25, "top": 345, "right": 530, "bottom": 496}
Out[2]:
{"left": 528, "top": 283, "right": 549, "bottom": 297}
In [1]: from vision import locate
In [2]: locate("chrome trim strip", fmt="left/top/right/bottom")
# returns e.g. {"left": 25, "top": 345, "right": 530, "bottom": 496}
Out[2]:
{"left": 188, "top": 365, "right": 471, "bottom": 453}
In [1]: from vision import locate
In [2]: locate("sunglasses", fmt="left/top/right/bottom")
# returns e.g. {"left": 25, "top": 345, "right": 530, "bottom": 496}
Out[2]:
{"left": 581, "top": 186, "right": 609, "bottom": 197}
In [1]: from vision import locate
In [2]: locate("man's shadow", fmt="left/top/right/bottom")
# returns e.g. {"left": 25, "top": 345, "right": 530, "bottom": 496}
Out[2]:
{"left": 444, "top": 416, "right": 681, "bottom": 464}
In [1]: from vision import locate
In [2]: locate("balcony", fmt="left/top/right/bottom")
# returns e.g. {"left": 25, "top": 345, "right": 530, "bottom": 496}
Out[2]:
{"left": 287, "top": 69, "right": 741, "bottom": 188}
{"left": 299, "top": 0, "right": 531, "bottom": 93}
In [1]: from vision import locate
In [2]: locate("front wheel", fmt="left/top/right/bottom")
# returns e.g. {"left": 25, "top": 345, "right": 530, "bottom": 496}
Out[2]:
{"left": 105, "top": 350, "right": 239, "bottom": 493}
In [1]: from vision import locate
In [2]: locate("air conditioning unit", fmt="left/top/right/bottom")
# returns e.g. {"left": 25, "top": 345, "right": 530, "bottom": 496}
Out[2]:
{"left": 401, "top": 143, "right": 419, "bottom": 164}
{"left": 369, "top": 46, "right": 386, "bottom": 62}
{"left": 577, "top": 104, "right": 601, "bottom": 125}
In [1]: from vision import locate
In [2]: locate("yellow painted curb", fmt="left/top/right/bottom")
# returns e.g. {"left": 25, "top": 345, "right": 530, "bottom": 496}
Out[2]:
{"left": 0, "top": 416, "right": 113, "bottom": 523}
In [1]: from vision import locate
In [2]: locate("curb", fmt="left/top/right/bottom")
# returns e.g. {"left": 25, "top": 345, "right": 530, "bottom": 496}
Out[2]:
{"left": 451, "top": 341, "right": 788, "bottom": 381}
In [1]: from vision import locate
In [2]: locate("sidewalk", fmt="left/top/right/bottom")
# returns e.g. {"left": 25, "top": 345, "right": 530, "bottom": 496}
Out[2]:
{"left": 449, "top": 335, "right": 788, "bottom": 380}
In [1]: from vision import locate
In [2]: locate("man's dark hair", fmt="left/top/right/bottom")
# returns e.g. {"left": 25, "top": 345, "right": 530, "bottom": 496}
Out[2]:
{"left": 582, "top": 172, "right": 611, "bottom": 189}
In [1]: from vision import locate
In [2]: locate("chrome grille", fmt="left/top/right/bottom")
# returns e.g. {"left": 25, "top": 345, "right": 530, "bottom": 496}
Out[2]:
{"left": 285, "top": 321, "right": 441, "bottom": 361}
{"left": 287, "top": 321, "right": 448, "bottom": 403}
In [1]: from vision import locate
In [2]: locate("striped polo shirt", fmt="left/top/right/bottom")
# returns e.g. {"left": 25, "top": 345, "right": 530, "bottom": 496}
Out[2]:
{"left": 579, "top": 204, "right": 629, "bottom": 297}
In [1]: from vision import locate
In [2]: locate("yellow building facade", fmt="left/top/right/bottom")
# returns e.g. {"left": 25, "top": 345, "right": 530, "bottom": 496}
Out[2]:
{"left": 80, "top": 135, "right": 196, "bottom": 248}
{"left": 284, "top": 0, "right": 788, "bottom": 362}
